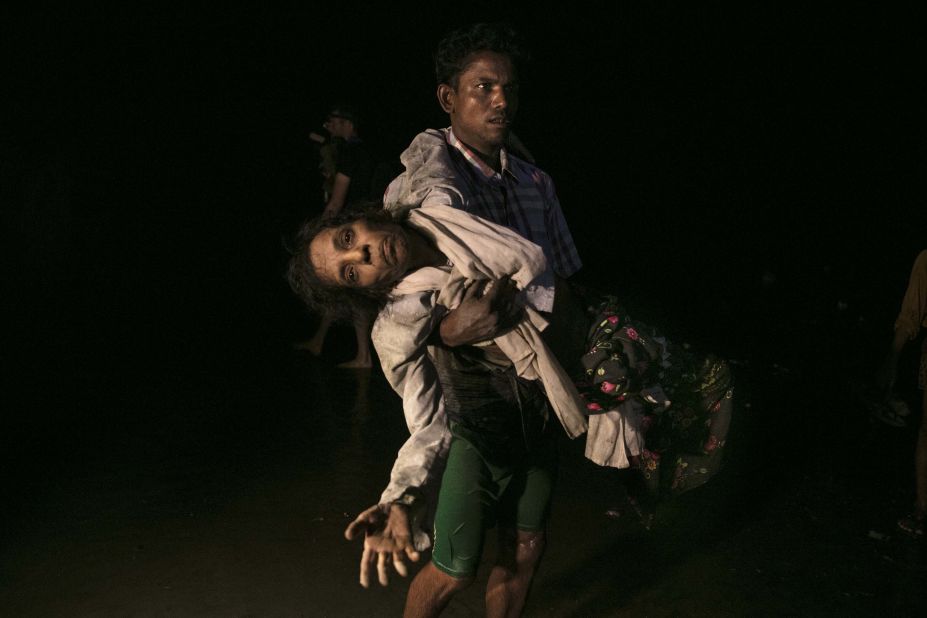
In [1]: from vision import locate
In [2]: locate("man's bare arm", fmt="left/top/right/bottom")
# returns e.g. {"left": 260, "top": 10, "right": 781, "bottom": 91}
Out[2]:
{"left": 437, "top": 276, "right": 523, "bottom": 347}
{"left": 323, "top": 172, "right": 351, "bottom": 218}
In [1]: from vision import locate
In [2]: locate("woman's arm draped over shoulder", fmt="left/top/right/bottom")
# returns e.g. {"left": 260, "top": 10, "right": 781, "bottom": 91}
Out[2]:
{"left": 373, "top": 291, "right": 452, "bottom": 506}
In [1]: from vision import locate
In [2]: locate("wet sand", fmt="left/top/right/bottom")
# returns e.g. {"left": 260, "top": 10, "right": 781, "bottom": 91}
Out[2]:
{"left": 3, "top": 309, "right": 925, "bottom": 617}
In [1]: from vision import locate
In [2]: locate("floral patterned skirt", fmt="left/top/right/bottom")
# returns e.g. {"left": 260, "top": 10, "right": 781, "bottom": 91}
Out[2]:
{"left": 576, "top": 296, "right": 735, "bottom": 497}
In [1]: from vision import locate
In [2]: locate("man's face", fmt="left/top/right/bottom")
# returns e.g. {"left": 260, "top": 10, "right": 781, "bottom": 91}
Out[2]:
{"left": 323, "top": 114, "right": 352, "bottom": 139}
{"left": 440, "top": 51, "right": 519, "bottom": 157}
{"left": 308, "top": 218, "right": 412, "bottom": 289}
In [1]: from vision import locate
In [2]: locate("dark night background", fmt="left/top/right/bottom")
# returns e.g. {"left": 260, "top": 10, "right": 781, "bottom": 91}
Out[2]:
{"left": 2, "top": 4, "right": 926, "bottom": 616}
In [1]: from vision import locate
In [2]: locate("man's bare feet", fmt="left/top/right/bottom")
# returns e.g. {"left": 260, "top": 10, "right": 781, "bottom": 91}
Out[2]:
{"left": 292, "top": 340, "right": 323, "bottom": 356}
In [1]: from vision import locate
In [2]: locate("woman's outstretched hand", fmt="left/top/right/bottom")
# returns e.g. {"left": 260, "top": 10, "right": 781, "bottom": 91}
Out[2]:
{"left": 344, "top": 503, "right": 420, "bottom": 587}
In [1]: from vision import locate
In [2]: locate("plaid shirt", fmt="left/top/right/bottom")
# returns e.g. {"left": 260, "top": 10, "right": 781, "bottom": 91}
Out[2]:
{"left": 441, "top": 128, "right": 582, "bottom": 279}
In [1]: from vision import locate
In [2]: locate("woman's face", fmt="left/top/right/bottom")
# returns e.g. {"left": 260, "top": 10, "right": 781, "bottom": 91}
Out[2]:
{"left": 308, "top": 218, "right": 412, "bottom": 289}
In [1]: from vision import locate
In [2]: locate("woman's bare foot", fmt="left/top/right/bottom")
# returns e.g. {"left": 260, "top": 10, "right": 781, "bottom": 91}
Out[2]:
{"left": 292, "top": 339, "right": 323, "bottom": 356}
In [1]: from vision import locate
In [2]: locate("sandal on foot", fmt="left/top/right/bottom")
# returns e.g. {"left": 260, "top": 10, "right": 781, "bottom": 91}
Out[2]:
{"left": 897, "top": 512, "right": 925, "bottom": 538}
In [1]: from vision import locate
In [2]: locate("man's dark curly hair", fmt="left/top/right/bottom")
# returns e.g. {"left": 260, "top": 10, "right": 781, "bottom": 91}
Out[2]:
{"left": 434, "top": 22, "right": 530, "bottom": 88}
{"left": 286, "top": 204, "right": 401, "bottom": 319}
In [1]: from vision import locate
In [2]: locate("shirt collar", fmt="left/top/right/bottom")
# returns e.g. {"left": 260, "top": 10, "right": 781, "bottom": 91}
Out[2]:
{"left": 446, "top": 128, "right": 516, "bottom": 182}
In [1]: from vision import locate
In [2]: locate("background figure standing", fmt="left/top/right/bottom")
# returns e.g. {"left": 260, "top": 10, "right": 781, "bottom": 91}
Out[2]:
{"left": 294, "top": 104, "right": 375, "bottom": 368}
{"left": 311, "top": 129, "right": 339, "bottom": 204}
{"left": 877, "top": 249, "right": 927, "bottom": 538}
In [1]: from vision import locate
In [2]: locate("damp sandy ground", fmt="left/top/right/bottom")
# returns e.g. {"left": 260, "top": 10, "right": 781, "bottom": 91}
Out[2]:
{"left": 3, "top": 316, "right": 926, "bottom": 617}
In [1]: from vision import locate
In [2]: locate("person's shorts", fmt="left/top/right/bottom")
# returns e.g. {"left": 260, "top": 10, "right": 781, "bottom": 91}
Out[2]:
{"left": 430, "top": 426, "right": 556, "bottom": 579}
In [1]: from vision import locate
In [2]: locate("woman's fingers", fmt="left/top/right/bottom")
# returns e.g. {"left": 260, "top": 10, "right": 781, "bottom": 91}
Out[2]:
{"left": 344, "top": 505, "right": 382, "bottom": 540}
{"left": 359, "top": 544, "right": 374, "bottom": 588}
{"left": 404, "top": 545, "right": 421, "bottom": 562}
{"left": 392, "top": 552, "right": 408, "bottom": 577}
{"left": 377, "top": 550, "right": 390, "bottom": 586}
{"left": 344, "top": 517, "right": 366, "bottom": 541}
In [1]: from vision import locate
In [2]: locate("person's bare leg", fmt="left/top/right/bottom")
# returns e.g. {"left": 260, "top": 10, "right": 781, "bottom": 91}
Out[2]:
{"left": 484, "top": 528, "right": 545, "bottom": 618}
{"left": 900, "top": 387, "right": 927, "bottom": 537}
{"left": 293, "top": 313, "right": 333, "bottom": 355}
{"left": 338, "top": 315, "right": 373, "bottom": 369}
{"left": 404, "top": 562, "right": 471, "bottom": 618}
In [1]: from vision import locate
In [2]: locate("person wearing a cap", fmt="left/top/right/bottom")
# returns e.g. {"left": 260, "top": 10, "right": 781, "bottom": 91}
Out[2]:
{"left": 321, "top": 105, "right": 374, "bottom": 218}
{"left": 294, "top": 104, "right": 376, "bottom": 368}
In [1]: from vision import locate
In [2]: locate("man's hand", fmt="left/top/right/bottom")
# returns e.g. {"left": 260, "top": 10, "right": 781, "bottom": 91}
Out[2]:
{"left": 344, "top": 503, "right": 420, "bottom": 588}
{"left": 439, "top": 275, "right": 524, "bottom": 347}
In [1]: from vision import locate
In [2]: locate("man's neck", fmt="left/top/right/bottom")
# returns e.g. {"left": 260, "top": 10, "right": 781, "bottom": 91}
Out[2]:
{"left": 455, "top": 135, "right": 502, "bottom": 173}
{"left": 472, "top": 146, "right": 502, "bottom": 173}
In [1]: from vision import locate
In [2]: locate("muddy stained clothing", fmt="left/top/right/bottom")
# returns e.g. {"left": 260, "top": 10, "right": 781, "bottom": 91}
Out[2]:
{"left": 336, "top": 136, "right": 374, "bottom": 209}
{"left": 429, "top": 345, "right": 557, "bottom": 578}
{"left": 894, "top": 250, "right": 927, "bottom": 389}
